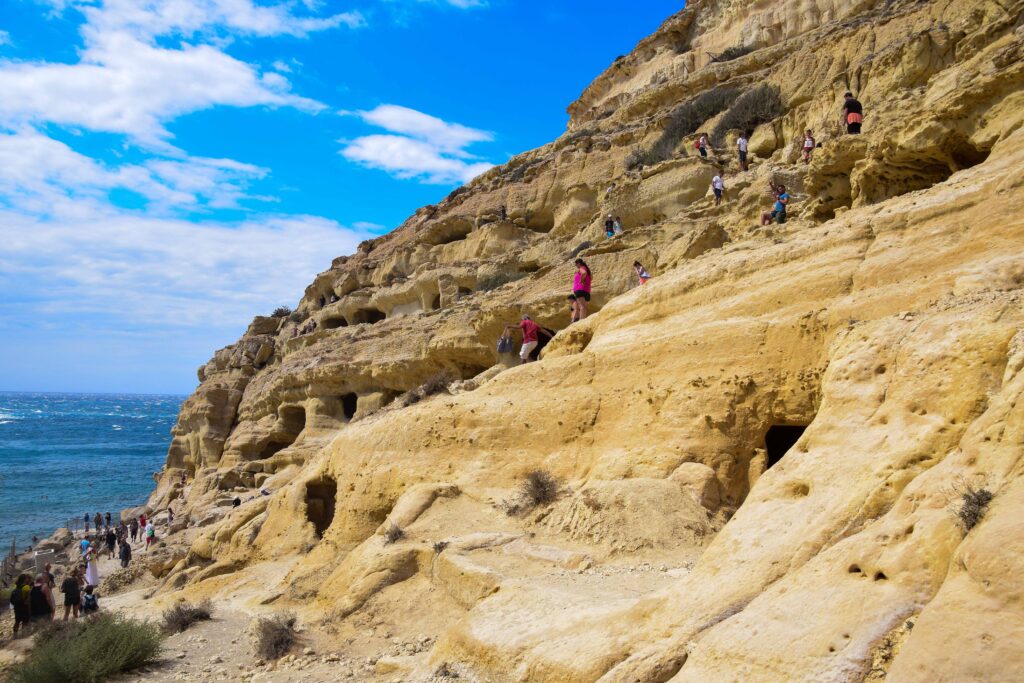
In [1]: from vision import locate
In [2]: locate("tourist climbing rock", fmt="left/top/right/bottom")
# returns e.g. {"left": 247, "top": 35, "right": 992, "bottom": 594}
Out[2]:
{"left": 712, "top": 170, "right": 726, "bottom": 206}
{"left": 613, "top": 216, "right": 624, "bottom": 236}
{"left": 737, "top": 133, "right": 749, "bottom": 171}
{"left": 802, "top": 129, "right": 816, "bottom": 164}
{"left": 697, "top": 133, "right": 709, "bottom": 158}
{"left": 569, "top": 259, "right": 592, "bottom": 322}
{"left": 503, "top": 315, "right": 552, "bottom": 365}
{"left": 604, "top": 214, "right": 615, "bottom": 239}
{"left": 761, "top": 182, "right": 790, "bottom": 225}
{"left": 842, "top": 92, "right": 863, "bottom": 134}
{"left": 60, "top": 566, "right": 81, "bottom": 620}
{"left": 634, "top": 261, "right": 651, "bottom": 285}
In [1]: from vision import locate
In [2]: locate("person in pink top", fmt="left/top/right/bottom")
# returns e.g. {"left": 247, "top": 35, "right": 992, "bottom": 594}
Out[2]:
{"left": 503, "top": 315, "right": 551, "bottom": 364}
{"left": 568, "top": 259, "right": 592, "bottom": 323}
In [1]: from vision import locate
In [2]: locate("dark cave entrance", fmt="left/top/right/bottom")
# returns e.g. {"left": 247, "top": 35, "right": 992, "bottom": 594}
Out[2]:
{"left": 351, "top": 308, "right": 386, "bottom": 325}
{"left": 322, "top": 316, "right": 349, "bottom": 330}
{"left": 340, "top": 393, "right": 358, "bottom": 421}
{"left": 305, "top": 477, "right": 337, "bottom": 538}
{"left": 764, "top": 425, "right": 808, "bottom": 469}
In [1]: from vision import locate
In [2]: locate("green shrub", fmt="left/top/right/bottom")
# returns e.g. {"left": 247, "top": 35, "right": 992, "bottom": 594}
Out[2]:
{"left": 711, "top": 84, "right": 784, "bottom": 145}
{"left": 161, "top": 599, "right": 213, "bottom": 634}
{"left": 252, "top": 613, "right": 297, "bottom": 661}
{"left": 271, "top": 306, "right": 292, "bottom": 318}
{"left": 7, "top": 613, "right": 162, "bottom": 683}
{"left": 625, "top": 87, "right": 740, "bottom": 170}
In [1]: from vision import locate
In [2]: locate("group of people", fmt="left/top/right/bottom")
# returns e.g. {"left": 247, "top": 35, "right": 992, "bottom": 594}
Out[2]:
{"left": 699, "top": 93, "right": 865, "bottom": 224}
{"left": 603, "top": 215, "right": 624, "bottom": 238}
{"left": 500, "top": 258, "right": 652, "bottom": 364}
{"left": 293, "top": 319, "right": 318, "bottom": 337}
{"left": 8, "top": 563, "right": 99, "bottom": 636}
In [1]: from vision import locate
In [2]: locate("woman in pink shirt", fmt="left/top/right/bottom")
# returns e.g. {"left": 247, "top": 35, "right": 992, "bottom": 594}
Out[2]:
{"left": 569, "top": 259, "right": 592, "bottom": 323}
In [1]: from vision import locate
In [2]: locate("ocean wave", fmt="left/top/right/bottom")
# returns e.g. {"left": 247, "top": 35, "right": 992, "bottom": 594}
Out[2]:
{"left": 0, "top": 413, "right": 18, "bottom": 420}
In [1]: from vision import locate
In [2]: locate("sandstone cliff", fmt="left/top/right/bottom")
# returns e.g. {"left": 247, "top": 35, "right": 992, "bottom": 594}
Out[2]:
{"left": 141, "top": 0, "right": 1024, "bottom": 680}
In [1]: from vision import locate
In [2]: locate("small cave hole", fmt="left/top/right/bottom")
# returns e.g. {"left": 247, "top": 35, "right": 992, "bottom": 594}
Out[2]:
{"left": 350, "top": 308, "right": 386, "bottom": 325}
{"left": 340, "top": 393, "right": 358, "bottom": 421}
{"left": 256, "top": 440, "right": 291, "bottom": 461}
{"left": 765, "top": 424, "right": 808, "bottom": 468}
{"left": 431, "top": 294, "right": 442, "bottom": 311}
{"left": 305, "top": 477, "right": 337, "bottom": 538}
{"left": 278, "top": 405, "right": 306, "bottom": 437}
{"left": 874, "top": 571, "right": 888, "bottom": 581}
{"left": 848, "top": 564, "right": 862, "bottom": 574}
{"left": 456, "top": 287, "right": 472, "bottom": 298}
{"left": 322, "top": 316, "right": 349, "bottom": 330}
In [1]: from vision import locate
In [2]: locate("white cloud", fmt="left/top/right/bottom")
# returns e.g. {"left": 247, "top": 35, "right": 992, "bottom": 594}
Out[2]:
{"left": 0, "top": 30, "right": 11, "bottom": 46}
{"left": 0, "top": 1, "right": 361, "bottom": 146}
{"left": 340, "top": 105, "right": 494, "bottom": 184}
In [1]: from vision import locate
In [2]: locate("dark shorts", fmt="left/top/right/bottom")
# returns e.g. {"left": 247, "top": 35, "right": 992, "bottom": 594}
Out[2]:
{"left": 771, "top": 210, "right": 787, "bottom": 224}
{"left": 699, "top": 147, "right": 707, "bottom": 157}
{"left": 64, "top": 595, "right": 80, "bottom": 607}
{"left": 713, "top": 188, "right": 722, "bottom": 199}
{"left": 847, "top": 122, "right": 861, "bottom": 134}
{"left": 571, "top": 290, "right": 591, "bottom": 302}
{"left": 738, "top": 150, "right": 747, "bottom": 162}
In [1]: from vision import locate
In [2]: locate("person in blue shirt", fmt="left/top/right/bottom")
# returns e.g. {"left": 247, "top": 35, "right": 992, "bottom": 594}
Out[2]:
{"left": 761, "top": 181, "right": 790, "bottom": 225}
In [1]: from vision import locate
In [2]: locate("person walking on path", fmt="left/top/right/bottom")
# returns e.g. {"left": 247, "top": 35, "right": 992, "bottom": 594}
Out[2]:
{"left": 79, "top": 537, "right": 90, "bottom": 557}
{"left": 29, "top": 573, "right": 55, "bottom": 625}
{"left": 737, "top": 133, "right": 749, "bottom": 171}
{"left": 139, "top": 513, "right": 147, "bottom": 530}
{"left": 503, "top": 315, "right": 552, "bottom": 365}
{"left": 60, "top": 567, "right": 81, "bottom": 621}
{"left": 83, "top": 545, "right": 100, "bottom": 587}
{"left": 93, "top": 512, "right": 102, "bottom": 531}
{"left": 9, "top": 574, "right": 32, "bottom": 637}
{"left": 712, "top": 170, "right": 726, "bottom": 206}
{"left": 761, "top": 182, "right": 790, "bottom": 225}
{"left": 802, "top": 129, "right": 816, "bottom": 164}
{"left": 634, "top": 261, "right": 652, "bottom": 285}
{"left": 105, "top": 527, "right": 117, "bottom": 560}
{"left": 569, "top": 259, "right": 592, "bottom": 323}
{"left": 119, "top": 538, "right": 133, "bottom": 568}
{"left": 697, "top": 133, "right": 709, "bottom": 158}
{"left": 130, "top": 518, "right": 139, "bottom": 543}
{"left": 83, "top": 512, "right": 90, "bottom": 533}
{"left": 144, "top": 521, "right": 156, "bottom": 551}
{"left": 842, "top": 92, "right": 863, "bottom": 134}
{"left": 105, "top": 512, "right": 112, "bottom": 529}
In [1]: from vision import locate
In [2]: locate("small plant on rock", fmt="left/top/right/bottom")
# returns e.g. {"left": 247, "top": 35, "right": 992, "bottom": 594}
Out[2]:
{"left": 433, "top": 540, "right": 449, "bottom": 554}
{"left": 252, "top": 613, "right": 297, "bottom": 661}
{"left": 161, "top": 599, "right": 213, "bottom": 634}
{"left": 420, "top": 372, "right": 453, "bottom": 397}
{"left": 951, "top": 479, "right": 994, "bottom": 532}
{"left": 271, "top": 306, "right": 292, "bottom": 318}
{"left": 711, "top": 44, "right": 754, "bottom": 62}
{"left": 383, "top": 523, "right": 405, "bottom": 545}
{"left": 522, "top": 470, "right": 559, "bottom": 506}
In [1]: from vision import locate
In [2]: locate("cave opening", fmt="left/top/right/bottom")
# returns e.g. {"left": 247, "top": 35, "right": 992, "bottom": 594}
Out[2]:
{"left": 765, "top": 425, "right": 807, "bottom": 469}
{"left": 279, "top": 405, "right": 306, "bottom": 436}
{"left": 431, "top": 294, "right": 442, "bottom": 311}
{"left": 457, "top": 287, "right": 472, "bottom": 298}
{"left": 351, "top": 308, "right": 386, "bottom": 325}
{"left": 305, "top": 477, "right": 337, "bottom": 538}
{"left": 322, "top": 316, "right": 349, "bottom": 330}
{"left": 340, "top": 393, "right": 358, "bottom": 421}
{"left": 256, "top": 440, "right": 291, "bottom": 460}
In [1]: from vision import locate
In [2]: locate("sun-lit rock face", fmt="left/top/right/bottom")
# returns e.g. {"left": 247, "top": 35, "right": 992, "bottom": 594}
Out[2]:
{"left": 146, "top": 0, "right": 1024, "bottom": 680}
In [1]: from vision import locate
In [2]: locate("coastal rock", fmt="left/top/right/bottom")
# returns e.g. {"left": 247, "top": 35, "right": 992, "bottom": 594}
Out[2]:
{"left": 139, "top": 0, "right": 1024, "bottom": 681}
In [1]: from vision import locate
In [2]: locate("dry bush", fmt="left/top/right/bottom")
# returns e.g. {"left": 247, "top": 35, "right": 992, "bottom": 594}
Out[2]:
{"left": 252, "top": 614, "right": 297, "bottom": 661}
{"left": 951, "top": 480, "right": 994, "bottom": 532}
{"left": 7, "top": 613, "right": 162, "bottom": 683}
{"left": 161, "top": 599, "right": 213, "bottom": 634}
{"left": 625, "top": 87, "right": 740, "bottom": 170}
{"left": 383, "top": 523, "right": 405, "bottom": 545}
{"left": 271, "top": 306, "right": 292, "bottom": 318}
{"left": 420, "top": 372, "right": 453, "bottom": 397}
{"left": 711, "top": 84, "right": 784, "bottom": 145}
{"left": 434, "top": 662, "right": 460, "bottom": 679}
{"left": 522, "top": 470, "right": 559, "bottom": 506}
{"left": 711, "top": 44, "right": 754, "bottom": 62}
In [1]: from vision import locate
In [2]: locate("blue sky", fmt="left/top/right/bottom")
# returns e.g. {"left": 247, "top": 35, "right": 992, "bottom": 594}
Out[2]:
{"left": 0, "top": 0, "right": 681, "bottom": 395}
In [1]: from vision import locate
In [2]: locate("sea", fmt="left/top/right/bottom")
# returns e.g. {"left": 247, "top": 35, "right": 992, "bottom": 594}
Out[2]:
{"left": 0, "top": 392, "right": 183, "bottom": 553}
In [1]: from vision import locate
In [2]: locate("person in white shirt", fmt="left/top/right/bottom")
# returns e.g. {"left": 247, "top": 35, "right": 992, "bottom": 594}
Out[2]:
{"left": 711, "top": 170, "right": 726, "bottom": 206}
{"left": 737, "top": 134, "right": 749, "bottom": 171}
{"left": 802, "top": 129, "right": 816, "bottom": 164}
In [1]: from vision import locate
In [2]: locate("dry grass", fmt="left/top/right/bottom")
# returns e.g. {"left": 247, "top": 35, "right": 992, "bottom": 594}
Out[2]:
{"left": 252, "top": 614, "right": 297, "bottom": 661}
{"left": 711, "top": 84, "right": 784, "bottom": 144}
{"left": 161, "top": 599, "right": 213, "bottom": 634}
{"left": 625, "top": 87, "right": 740, "bottom": 170}
{"left": 951, "top": 479, "right": 994, "bottom": 532}
{"left": 383, "top": 523, "right": 405, "bottom": 545}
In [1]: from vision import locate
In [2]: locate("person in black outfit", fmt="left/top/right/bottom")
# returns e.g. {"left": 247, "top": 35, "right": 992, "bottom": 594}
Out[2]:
{"left": 130, "top": 518, "right": 139, "bottom": 542}
{"left": 119, "top": 538, "right": 133, "bottom": 568}
{"left": 29, "top": 574, "right": 55, "bottom": 624}
{"left": 60, "top": 567, "right": 81, "bottom": 620}
{"left": 842, "top": 92, "right": 863, "bottom": 134}
{"left": 105, "top": 527, "right": 117, "bottom": 559}
{"left": 105, "top": 512, "right": 112, "bottom": 528}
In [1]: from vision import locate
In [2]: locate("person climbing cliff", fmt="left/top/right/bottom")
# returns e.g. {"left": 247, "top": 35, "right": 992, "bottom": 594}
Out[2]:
{"left": 712, "top": 170, "right": 726, "bottom": 206}
{"left": 613, "top": 216, "right": 623, "bottom": 236}
{"left": 761, "top": 182, "right": 790, "bottom": 225}
{"left": 737, "top": 133, "right": 749, "bottom": 171}
{"left": 503, "top": 315, "right": 552, "bottom": 364}
{"left": 634, "top": 261, "right": 652, "bottom": 285}
{"left": 569, "top": 259, "right": 592, "bottom": 323}
{"left": 842, "top": 92, "right": 863, "bottom": 134}
{"left": 604, "top": 214, "right": 615, "bottom": 239}
{"left": 697, "top": 133, "right": 709, "bottom": 158}
{"left": 802, "top": 129, "right": 816, "bottom": 163}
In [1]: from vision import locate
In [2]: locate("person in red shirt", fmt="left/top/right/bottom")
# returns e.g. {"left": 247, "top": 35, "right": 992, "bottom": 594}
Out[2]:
{"left": 504, "top": 315, "right": 552, "bottom": 364}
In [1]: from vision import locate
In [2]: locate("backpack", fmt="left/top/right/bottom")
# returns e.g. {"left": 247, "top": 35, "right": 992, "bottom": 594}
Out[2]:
{"left": 82, "top": 594, "right": 98, "bottom": 613}
{"left": 146, "top": 526, "right": 155, "bottom": 538}
{"left": 694, "top": 140, "right": 701, "bottom": 149}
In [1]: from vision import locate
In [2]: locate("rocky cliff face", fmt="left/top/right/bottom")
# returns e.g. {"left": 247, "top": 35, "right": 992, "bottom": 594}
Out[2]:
{"left": 143, "top": 0, "right": 1024, "bottom": 680}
